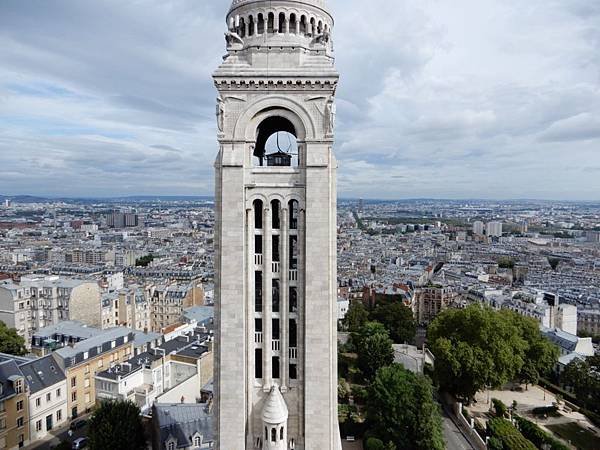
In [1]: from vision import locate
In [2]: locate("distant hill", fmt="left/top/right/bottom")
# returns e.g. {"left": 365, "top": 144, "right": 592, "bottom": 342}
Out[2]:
{"left": 0, "top": 194, "right": 214, "bottom": 204}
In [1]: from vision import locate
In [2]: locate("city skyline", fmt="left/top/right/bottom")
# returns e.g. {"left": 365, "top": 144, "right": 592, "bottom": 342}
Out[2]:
{"left": 1, "top": 0, "right": 599, "bottom": 200}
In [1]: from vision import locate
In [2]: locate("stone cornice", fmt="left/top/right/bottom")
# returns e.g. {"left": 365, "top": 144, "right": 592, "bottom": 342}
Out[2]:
{"left": 214, "top": 77, "right": 338, "bottom": 91}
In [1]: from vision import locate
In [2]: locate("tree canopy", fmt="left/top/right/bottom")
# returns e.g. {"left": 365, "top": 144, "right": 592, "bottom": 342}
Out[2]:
{"left": 343, "top": 300, "right": 369, "bottom": 333}
{"left": 353, "top": 322, "right": 395, "bottom": 380}
{"left": 135, "top": 254, "right": 154, "bottom": 267}
{"left": 367, "top": 364, "right": 445, "bottom": 450}
{"left": 0, "top": 321, "right": 27, "bottom": 356}
{"left": 428, "top": 305, "right": 557, "bottom": 400}
{"left": 370, "top": 301, "right": 416, "bottom": 344}
{"left": 562, "top": 355, "right": 600, "bottom": 414}
{"left": 512, "top": 314, "right": 559, "bottom": 387}
{"left": 88, "top": 400, "right": 146, "bottom": 450}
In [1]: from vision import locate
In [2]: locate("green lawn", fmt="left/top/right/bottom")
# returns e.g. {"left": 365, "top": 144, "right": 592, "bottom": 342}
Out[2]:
{"left": 546, "top": 422, "right": 600, "bottom": 450}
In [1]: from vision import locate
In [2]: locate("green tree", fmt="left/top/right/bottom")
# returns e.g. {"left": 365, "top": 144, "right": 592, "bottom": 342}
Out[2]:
{"left": 365, "top": 438, "right": 396, "bottom": 450}
{"left": 135, "top": 254, "right": 154, "bottom": 267}
{"left": 0, "top": 321, "right": 26, "bottom": 356}
{"left": 428, "top": 305, "right": 527, "bottom": 400}
{"left": 487, "top": 418, "right": 536, "bottom": 450}
{"left": 343, "top": 300, "right": 369, "bottom": 333}
{"left": 367, "top": 365, "right": 445, "bottom": 450}
{"left": 498, "top": 257, "right": 515, "bottom": 269}
{"left": 562, "top": 355, "right": 600, "bottom": 413}
{"left": 88, "top": 400, "right": 146, "bottom": 450}
{"left": 370, "top": 302, "right": 416, "bottom": 344}
{"left": 512, "top": 313, "right": 559, "bottom": 388}
{"left": 354, "top": 322, "right": 395, "bottom": 380}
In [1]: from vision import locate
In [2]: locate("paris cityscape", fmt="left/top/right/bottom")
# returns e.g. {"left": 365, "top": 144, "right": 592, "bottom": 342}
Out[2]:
{"left": 1, "top": 0, "right": 600, "bottom": 450}
{"left": 1, "top": 196, "right": 600, "bottom": 449}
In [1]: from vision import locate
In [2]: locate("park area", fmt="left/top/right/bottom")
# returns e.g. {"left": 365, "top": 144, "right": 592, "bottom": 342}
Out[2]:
{"left": 465, "top": 385, "right": 600, "bottom": 450}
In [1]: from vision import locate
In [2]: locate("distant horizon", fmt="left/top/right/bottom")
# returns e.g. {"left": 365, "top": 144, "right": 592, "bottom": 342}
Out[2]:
{"left": 2, "top": 193, "right": 600, "bottom": 204}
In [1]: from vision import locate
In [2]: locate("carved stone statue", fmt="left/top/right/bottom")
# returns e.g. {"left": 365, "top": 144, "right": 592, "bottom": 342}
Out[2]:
{"left": 325, "top": 97, "right": 336, "bottom": 134}
{"left": 216, "top": 97, "right": 225, "bottom": 132}
{"left": 225, "top": 31, "right": 244, "bottom": 48}
{"left": 313, "top": 30, "right": 331, "bottom": 46}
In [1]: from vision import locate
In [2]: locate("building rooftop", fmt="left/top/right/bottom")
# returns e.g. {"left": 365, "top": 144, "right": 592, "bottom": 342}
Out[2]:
{"left": 182, "top": 306, "right": 214, "bottom": 326}
{"left": 32, "top": 320, "right": 102, "bottom": 340}
{"left": 0, "top": 359, "right": 23, "bottom": 401}
{"left": 19, "top": 354, "right": 66, "bottom": 394}
{"left": 55, "top": 327, "right": 133, "bottom": 364}
{"left": 154, "top": 403, "right": 214, "bottom": 448}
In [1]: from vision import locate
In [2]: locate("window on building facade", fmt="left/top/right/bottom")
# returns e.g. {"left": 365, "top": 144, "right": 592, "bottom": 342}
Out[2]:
{"left": 46, "top": 392, "right": 51, "bottom": 402}
{"left": 56, "top": 388, "right": 61, "bottom": 397}
{"left": 56, "top": 410, "right": 62, "bottom": 421}
{"left": 17, "top": 417, "right": 23, "bottom": 428}
{"left": 255, "top": 349, "right": 263, "bottom": 379}
{"left": 17, "top": 400, "right": 23, "bottom": 411}
{"left": 71, "top": 377, "right": 76, "bottom": 387}
{"left": 36, "top": 420, "right": 42, "bottom": 432}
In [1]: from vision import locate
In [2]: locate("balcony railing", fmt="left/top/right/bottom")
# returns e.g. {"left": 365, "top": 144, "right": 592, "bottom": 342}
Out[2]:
{"left": 254, "top": 254, "right": 263, "bottom": 265}
{"left": 254, "top": 332, "right": 263, "bottom": 344}
{"left": 289, "top": 347, "right": 298, "bottom": 360}
{"left": 289, "top": 270, "right": 298, "bottom": 281}
{"left": 272, "top": 340, "right": 281, "bottom": 351}
{"left": 272, "top": 262, "right": 281, "bottom": 273}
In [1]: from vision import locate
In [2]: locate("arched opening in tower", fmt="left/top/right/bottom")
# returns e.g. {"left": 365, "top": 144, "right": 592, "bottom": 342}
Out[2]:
{"left": 253, "top": 116, "right": 298, "bottom": 167}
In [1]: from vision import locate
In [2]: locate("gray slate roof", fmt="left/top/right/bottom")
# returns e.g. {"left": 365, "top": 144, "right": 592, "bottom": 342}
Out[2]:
{"left": 55, "top": 327, "right": 133, "bottom": 367}
{"left": 154, "top": 403, "right": 214, "bottom": 448}
{"left": 182, "top": 306, "right": 214, "bottom": 326}
{"left": 19, "top": 355, "right": 66, "bottom": 394}
{"left": 32, "top": 321, "right": 103, "bottom": 340}
{"left": 0, "top": 359, "right": 23, "bottom": 401}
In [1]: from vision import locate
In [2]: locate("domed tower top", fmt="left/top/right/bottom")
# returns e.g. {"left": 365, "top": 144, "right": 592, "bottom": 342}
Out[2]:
{"left": 223, "top": 0, "right": 334, "bottom": 54}
{"left": 229, "top": 0, "right": 330, "bottom": 14}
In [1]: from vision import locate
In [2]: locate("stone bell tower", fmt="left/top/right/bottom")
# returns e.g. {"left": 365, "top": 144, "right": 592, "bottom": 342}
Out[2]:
{"left": 213, "top": 0, "right": 341, "bottom": 449}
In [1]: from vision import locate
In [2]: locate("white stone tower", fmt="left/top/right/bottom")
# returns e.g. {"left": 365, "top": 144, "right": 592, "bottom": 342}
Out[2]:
{"left": 212, "top": 1, "right": 341, "bottom": 449}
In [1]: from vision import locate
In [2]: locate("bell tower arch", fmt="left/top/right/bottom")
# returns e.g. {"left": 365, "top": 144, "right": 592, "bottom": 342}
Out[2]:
{"left": 213, "top": 1, "right": 341, "bottom": 449}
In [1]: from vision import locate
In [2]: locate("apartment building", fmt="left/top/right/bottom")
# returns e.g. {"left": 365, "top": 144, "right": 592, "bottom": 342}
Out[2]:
{"left": 0, "top": 359, "right": 29, "bottom": 449}
{"left": 150, "top": 282, "right": 204, "bottom": 332}
{"left": 52, "top": 328, "right": 134, "bottom": 419}
{"left": 578, "top": 309, "right": 600, "bottom": 336}
{"left": 0, "top": 276, "right": 100, "bottom": 346}
{"left": 95, "top": 330, "right": 213, "bottom": 413}
{"left": 65, "top": 249, "right": 105, "bottom": 265}
{"left": 101, "top": 287, "right": 150, "bottom": 331}
{"left": 413, "top": 285, "right": 457, "bottom": 324}
{"left": 19, "top": 356, "right": 67, "bottom": 443}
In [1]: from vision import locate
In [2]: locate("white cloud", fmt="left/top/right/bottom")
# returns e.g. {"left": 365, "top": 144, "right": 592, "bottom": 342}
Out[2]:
{"left": 0, "top": 0, "right": 599, "bottom": 199}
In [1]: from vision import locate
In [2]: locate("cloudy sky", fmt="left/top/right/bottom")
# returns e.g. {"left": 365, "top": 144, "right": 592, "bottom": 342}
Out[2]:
{"left": 1, "top": 0, "right": 599, "bottom": 200}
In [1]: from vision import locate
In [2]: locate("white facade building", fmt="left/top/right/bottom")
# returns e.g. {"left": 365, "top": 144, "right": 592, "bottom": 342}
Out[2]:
{"left": 486, "top": 221, "right": 503, "bottom": 237}
{"left": 472, "top": 221, "right": 484, "bottom": 236}
{"left": 556, "top": 304, "right": 577, "bottom": 336}
{"left": 19, "top": 355, "right": 68, "bottom": 443}
{"left": 213, "top": 1, "right": 341, "bottom": 449}
{"left": 0, "top": 276, "right": 101, "bottom": 346}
